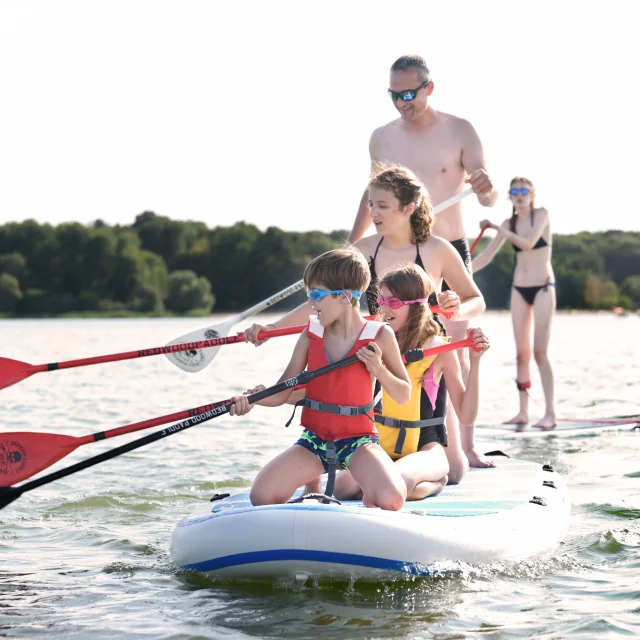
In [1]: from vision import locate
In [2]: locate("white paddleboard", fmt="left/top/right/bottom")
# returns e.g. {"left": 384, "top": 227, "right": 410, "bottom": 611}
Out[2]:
{"left": 171, "top": 455, "right": 570, "bottom": 581}
{"left": 477, "top": 419, "right": 640, "bottom": 439}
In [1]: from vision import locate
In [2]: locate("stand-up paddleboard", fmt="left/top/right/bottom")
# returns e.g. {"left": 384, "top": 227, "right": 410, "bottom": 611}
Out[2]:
{"left": 477, "top": 419, "right": 640, "bottom": 439}
{"left": 171, "top": 454, "right": 570, "bottom": 581}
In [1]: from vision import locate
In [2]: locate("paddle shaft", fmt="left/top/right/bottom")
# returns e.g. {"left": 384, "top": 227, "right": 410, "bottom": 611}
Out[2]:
{"left": 469, "top": 225, "right": 489, "bottom": 254}
{"left": 0, "top": 349, "right": 367, "bottom": 509}
{"left": 25, "top": 325, "right": 304, "bottom": 375}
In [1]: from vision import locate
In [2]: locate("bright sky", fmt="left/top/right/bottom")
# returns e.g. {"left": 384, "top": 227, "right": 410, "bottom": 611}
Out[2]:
{"left": 1, "top": 1, "right": 638, "bottom": 236}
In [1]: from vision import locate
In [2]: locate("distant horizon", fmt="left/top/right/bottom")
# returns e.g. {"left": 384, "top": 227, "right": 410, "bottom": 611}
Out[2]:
{"left": 4, "top": 212, "right": 639, "bottom": 239}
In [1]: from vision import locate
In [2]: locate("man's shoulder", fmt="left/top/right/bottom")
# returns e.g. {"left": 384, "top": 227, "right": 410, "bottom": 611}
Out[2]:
{"left": 371, "top": 118, "right": 403, "bottom": 139}
{"left": 436, "top": 110, "right": 476, "bottom": 135}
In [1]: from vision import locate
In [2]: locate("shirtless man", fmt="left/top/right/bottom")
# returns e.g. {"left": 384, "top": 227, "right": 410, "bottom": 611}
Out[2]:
{"left": 348, "top": 54, "right": 499, "bottom": 468}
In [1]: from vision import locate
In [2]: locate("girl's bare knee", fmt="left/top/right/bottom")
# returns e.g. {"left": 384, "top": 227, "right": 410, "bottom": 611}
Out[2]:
{"left": 533, "top": 348, "right": 548, "bottom": 365}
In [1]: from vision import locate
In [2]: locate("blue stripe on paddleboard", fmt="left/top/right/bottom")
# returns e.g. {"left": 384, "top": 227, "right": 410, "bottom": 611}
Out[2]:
{"left": 181, "top": 549, "right": 441, "bottom": 576}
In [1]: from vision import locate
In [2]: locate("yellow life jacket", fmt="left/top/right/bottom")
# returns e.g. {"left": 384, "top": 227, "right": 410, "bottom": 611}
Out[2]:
{"left": 376, "top": 336, "right": 449, "bottom": 459}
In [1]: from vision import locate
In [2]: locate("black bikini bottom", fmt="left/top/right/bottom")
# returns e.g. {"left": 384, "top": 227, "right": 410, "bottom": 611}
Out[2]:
{"left": 513, "top": 281, "right": 556, "bottom": 306}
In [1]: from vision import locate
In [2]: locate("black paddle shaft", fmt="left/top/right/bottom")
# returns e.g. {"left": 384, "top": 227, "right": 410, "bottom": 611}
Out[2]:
{"left": 0, "top": 348, "right": 371, "bottom": 510}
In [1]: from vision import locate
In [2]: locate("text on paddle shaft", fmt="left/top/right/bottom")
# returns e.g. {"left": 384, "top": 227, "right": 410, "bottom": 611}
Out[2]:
{"left": 162, "top": 405, "right": 230, "bottom": 435}
{"left": 263, "top": 282, "right": 305, "bottom": 308}
{"left": 187, "top": 400, "right": 231, "bottom": 417}
{"left": 137, "top": 338, "right": 238, "bottom": 357}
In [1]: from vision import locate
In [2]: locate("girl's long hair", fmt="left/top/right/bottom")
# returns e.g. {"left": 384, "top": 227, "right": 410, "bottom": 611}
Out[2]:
{"left": 509, "top": 176, "right": 536, "bottom": 233}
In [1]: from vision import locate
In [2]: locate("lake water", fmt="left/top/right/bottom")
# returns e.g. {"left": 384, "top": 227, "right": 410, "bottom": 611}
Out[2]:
{"left": 1, "top": 312, "right": 639, "bottom": 639}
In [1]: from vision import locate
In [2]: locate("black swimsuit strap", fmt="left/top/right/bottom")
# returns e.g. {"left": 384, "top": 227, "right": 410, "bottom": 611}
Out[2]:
{"left": 371, "top": 237, "right": 384, "bottom": 262}
{"left": 415, "top": 243, "right": 426, "bottom": 270}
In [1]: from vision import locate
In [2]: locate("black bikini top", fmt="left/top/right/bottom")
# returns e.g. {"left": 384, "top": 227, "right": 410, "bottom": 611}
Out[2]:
{"left": 511, "top": 209, "right": 549, "bottom": 252}
{"left": 513, "top": 236, "right": 548, "bottom": 252}
{"left": 366, "top": 237, "right": 426, "bottom": 313}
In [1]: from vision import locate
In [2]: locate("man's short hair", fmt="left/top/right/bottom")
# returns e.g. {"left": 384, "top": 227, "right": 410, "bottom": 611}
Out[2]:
{"left": 390, "top": 55, "right": 430, "bottom": 84}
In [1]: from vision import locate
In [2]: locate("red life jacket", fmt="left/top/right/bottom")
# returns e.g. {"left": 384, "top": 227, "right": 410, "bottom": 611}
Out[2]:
{"left": 300, "top": 316, "right": 384, "bottom": 440}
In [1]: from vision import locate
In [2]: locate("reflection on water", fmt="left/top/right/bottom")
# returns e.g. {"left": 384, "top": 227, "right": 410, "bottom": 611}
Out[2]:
{"left": 0, "top": 313, "right": 639, "bottom": 638}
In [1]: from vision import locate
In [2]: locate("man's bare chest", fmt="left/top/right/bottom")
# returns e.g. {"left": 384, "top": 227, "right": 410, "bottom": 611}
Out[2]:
{"left": 377, "top": 130, "right": 463, "bottom": 186}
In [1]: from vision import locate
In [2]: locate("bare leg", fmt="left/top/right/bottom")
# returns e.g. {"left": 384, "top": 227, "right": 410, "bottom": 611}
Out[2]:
{"left": 333, "top": 470, "right": 363, "bottom": 501}
{"left": 504, "top": 288, "right": 533, "bottom": 425}
{"left": 302, "top": 477, "right": 322, "bottom": 496}
{"left": 445, "top": 316, "right": 494, "bottom": 468}
{"left": 348, "top": 443, "right": 407, "bottom": 510}
{"left": 443, "top": 407, "right": 469, "bottom": 484}
{"left": 250, "top": 445, "right": 324, "bottom": 506}
{"left": 532, "top": 286, "right": 556, "bottom": 429}
{"left": 394, "top": 442, "right": 449, "bottom": 500}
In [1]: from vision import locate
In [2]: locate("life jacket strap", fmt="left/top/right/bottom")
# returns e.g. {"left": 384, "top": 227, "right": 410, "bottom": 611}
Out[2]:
{"left": 284, "top": 397, "right": 376, "bottom": 428}
{"left": 323, "top": 440, "right": 337, "bottom": 504}
{"left": 304, "top": 397, "right": 375, "bottom": 418}
{"left": 374, "top": 415, "right": 445, "bottom": 429}
{"left": 375, "top": 415, "right": 445, "bottom": 456}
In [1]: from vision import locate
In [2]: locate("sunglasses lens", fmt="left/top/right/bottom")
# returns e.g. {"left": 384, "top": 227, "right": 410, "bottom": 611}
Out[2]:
{"left": 521, "top": 188, "right": 529, "bottom": 195}
{"left": 401, "top": 90, "right": 416, "bottom": 101}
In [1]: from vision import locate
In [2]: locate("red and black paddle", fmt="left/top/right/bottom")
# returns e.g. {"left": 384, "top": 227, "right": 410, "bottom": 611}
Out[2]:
{"left": 0, "top": 336, "right": 478, "bottom": 508}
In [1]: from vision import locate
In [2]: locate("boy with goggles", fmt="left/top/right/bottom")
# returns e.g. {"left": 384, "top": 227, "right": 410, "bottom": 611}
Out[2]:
{"left": 230, "top": 248, "right": 411, "bottom": 510}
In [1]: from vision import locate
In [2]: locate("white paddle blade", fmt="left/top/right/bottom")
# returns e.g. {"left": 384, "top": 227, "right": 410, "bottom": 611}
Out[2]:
{"left": 164, "top": 318, "right": 236, "bottom": 373}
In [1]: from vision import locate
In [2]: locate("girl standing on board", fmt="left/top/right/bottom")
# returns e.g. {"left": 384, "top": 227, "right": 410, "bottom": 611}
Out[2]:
{"left": 472, "top": 177, "right": 556, "bottom": 429}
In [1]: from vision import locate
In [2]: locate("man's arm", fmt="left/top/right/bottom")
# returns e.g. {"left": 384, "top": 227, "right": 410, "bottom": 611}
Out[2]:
{"left": 460, "top": 119, "right": 499, "bottom": 208}
{"left": 348, "top": 131, "right": 380, "bottom": 243}
{"left": 348, "top": 189, "right": 372, "bottom": 244}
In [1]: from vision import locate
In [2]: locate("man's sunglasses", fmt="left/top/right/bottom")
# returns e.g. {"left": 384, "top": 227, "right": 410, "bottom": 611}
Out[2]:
{"left": 509, "top": 188, "right": 530, "bottom": 196}
{"left": 388, "top": 80, "right": 430, "bottom": 102}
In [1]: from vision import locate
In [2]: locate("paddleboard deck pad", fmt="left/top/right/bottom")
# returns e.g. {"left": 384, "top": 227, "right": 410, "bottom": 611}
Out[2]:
{"left": 477, "top": 419, "right": 640, "bottom": 439}
{"left": 171, "top": 455, "right": 570, "bottom": 580}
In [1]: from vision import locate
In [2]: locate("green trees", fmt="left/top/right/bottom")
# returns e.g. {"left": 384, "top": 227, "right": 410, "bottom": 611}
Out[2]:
{"left": 165, "top": 271, "right": 215, "bottom": 314}
{"left": 0, "top": 215, "right": 638, "bottom": 316}
{"left": 0, "top": 273, "right": 22, "bottom": 313}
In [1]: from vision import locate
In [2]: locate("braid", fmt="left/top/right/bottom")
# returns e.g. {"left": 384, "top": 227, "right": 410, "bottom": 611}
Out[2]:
{"left": 410, "top": 192, "right": 433, "bottom": 245}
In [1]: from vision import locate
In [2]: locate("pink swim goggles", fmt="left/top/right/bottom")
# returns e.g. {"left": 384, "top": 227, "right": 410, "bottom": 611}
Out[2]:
{"left": 376, "top": 295, "right": 428, "bottom": 310}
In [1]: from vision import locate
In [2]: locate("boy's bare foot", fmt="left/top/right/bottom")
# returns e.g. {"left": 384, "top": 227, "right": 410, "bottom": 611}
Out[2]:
{"left": 465, "top": 449, "right": 497, "bottom": 468}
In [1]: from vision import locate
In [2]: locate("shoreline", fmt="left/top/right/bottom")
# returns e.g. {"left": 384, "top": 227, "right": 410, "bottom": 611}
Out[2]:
{"left": 1, "top": 309, "right": 637, "bottom": 320}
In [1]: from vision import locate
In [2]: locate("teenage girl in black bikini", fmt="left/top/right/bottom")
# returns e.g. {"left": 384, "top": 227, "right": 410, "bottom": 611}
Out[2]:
{"left": 472, "top": 177, "right": 556, "bottom": 429}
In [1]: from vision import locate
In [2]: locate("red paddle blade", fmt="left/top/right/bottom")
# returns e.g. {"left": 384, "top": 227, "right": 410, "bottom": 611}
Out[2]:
{"left": 0, "top": 358, "right": 38, "bottom": 391}
{"left": 0, "top": 432, "right": 80, "bottom": 486}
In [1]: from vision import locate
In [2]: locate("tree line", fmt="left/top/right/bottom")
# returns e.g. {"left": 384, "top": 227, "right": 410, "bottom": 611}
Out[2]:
{"left": 1, "top": 212, "right": 639, "bottom": 315}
